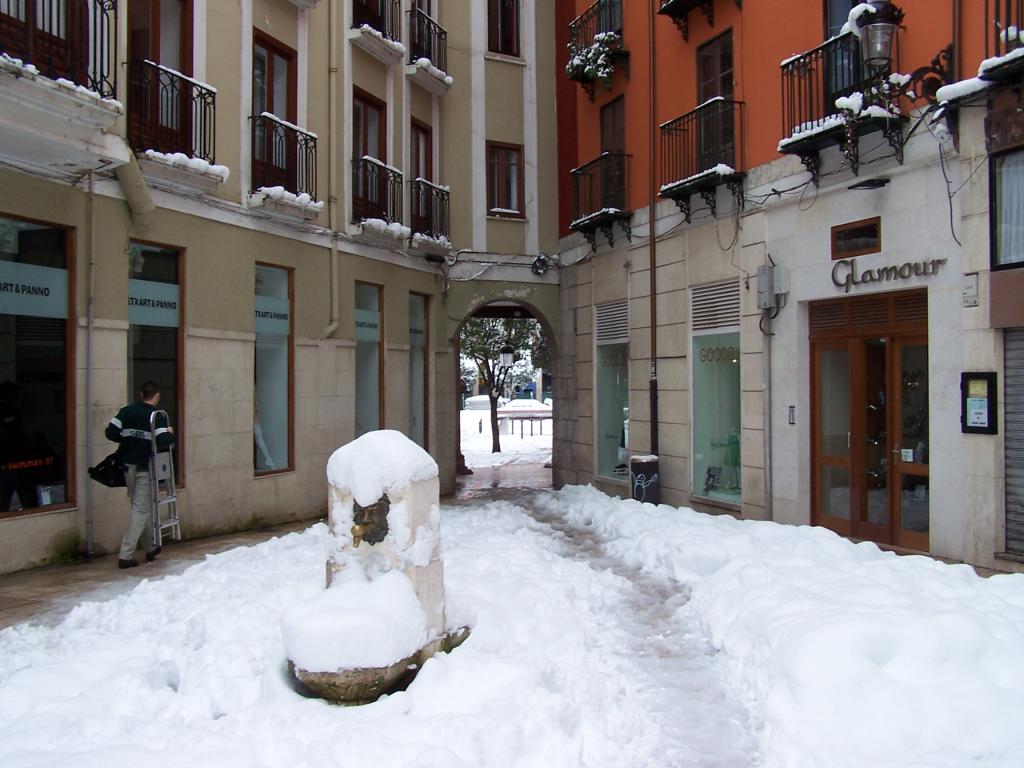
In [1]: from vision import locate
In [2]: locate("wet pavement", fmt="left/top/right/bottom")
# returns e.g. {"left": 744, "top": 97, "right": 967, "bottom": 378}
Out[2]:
{"left": 0, "top": 463, "right": 554, "bottom": 631}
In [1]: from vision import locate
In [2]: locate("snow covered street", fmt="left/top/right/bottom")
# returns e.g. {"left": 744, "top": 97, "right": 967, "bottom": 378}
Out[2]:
{"left": 2, "top": 485, "right": 1024, "bottom": 767}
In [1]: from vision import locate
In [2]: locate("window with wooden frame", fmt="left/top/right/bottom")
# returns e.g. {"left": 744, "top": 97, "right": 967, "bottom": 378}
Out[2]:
{"left": 992, "top": 149, "right": 1024, "bottom": 270}
{"left": 0, "top": 213, "right": 75, "bottom": 516}
{"left": 411, "top": 120, "right": 432, "bottom": 182}
{"left": 254, "top": 264, "right": 294, "bottom": 475}
{"left": 128, "top": 241, "right": 185, "bottom": 484}
{"left": 488, "top": 0, "right": 519, "bottom": 57}
{"left": 486, "top": 142, "right": 523, "bottom": 218}
{"left": 129, "top": 0, "right": 193, "bottom": 71}
{"left": 253, "top": 32, "right": 295, "bottom": 121}
{"left": 353, "top": 88, "right": 387, "bottom": 162}
{"left": 831, "top": 217, "right": 882, "bottom": 260}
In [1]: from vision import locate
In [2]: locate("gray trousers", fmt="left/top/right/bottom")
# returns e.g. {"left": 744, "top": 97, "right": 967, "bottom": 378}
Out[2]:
{"left": 119, "top": 466, "right": 154, "bottom": 560}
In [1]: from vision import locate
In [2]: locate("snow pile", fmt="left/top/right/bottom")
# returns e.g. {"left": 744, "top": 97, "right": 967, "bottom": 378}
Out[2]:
{"left": 281, "top": 568, "right": 428, "bottom": 672}
{"left": 541, "top": 485, "right": 1024, "bottom": 768}
{"left": 354, "top": 23, "right": 407, "bottom": 57}
{"left": 411, "top": 231, "right": 451, "bottom": 250}
{"left": 979, "top": 45, "right": 1024, "bottom": 77}
{"left": 0, "top": 53, "right": 122, "bottom": 109}
{"left": 936, "top": 76, "right": 992, "bottom": 103}
{"left": 565, "top": 31, "right": 620, "bottom": 85}
{"left": 660, "top": 163, "right": 736, "bottom": 194}
{"left": 360, "top": 217, "right": 412, "bottom": 240}
{"left": 253, "top": 186, "right": 324, "bottom": 213}
{"left": 143, "top": 150, "right": 229, "bottom": 182}
{"left": 845, "top": 2, "right": 876, "bottom": 37}
{"left": 1, "top": 51, "right": 39, "bottom": 75}
{"left": 778, "top": 115, "right": 847, "bottom": 149}
{"left": 461, "top": 409, "right": 551, "bottom": 468}
{"left": 413, "top": 56, "right": 454, "bottom": 86}
{"left": 327, "top": 429, "right": 437, "bottom": 507}
{"left": 570, "top": 207, "right": 624, "bottom": 228}
{"left": 260, "top": 111, "right": 318, "bottom": 139}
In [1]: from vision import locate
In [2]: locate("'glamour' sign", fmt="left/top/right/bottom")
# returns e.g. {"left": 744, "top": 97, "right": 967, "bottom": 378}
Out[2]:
{"left": 832, "top": 256, "right": 947, "bottom": 294}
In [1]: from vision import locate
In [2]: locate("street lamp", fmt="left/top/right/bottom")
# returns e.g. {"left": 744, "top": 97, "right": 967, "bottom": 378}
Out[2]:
{"left": 855, "top": 0, "right": 904, "bottom": 72}
{"left": 499, "top": 343, "right": 515, "bottom": 370}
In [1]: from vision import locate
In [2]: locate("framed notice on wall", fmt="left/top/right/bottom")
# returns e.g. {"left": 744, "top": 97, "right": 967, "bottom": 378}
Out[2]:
{"left": 961, "top": 372, "right": 998, "bottom": 435}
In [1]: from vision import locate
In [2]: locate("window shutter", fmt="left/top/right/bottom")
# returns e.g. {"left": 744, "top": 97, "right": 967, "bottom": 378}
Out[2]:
{"left": 595, "top": 300, "right": 629, "bottom": 345}
{"left": 691, "top": 279, "right": 741, "bottom": 331}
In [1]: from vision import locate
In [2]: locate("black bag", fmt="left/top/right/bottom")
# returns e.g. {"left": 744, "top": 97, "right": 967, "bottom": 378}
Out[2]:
{"left": 88, "top": 451, "right": 127, "bottom": 488}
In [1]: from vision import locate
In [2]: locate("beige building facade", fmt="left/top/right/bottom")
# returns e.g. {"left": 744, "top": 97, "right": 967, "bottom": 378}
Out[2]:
{"left": 0, "top": 0, "right": 558, "bottom": 574}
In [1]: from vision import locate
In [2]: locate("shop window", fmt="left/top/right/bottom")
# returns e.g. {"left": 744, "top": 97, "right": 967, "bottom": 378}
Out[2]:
{"left": 692, "top": 332, "right": 741, "bottom": 502}
{"left": 831, "top": 217, "right": 881, "bottom": 260}
{"left": 356, "top": 282, "right": 383, "bottom": 436}
{"left": 993, "top": 150, "right": 1024, "bottom": 269}
{"left": 0, "top": 215, "right": 70, "bottom": 513}
{"left": 486, "top": 142, "right": 523, "bottom": 217}
{"left": 128, "top": 242, "right": 182, "bottom": 480}
{"left": 488, "top": 0, "right": 519, "bottom": 57}
{"left": 408, "top": 293, "right": 428, "bottom": 448}
{"left": 596, "top": 343, "right": 628, "bottom": 479}
{"left": 254, "top": 265, "right": 291, "bottom": 473}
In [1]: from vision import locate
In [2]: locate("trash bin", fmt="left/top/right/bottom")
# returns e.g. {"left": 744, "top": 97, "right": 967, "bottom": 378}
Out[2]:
{"left": 630, "top": 455, "right": 659, "bottom": 504}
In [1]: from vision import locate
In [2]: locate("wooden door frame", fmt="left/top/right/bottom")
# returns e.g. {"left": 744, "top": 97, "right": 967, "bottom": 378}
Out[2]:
{"left": 253, "top": 30, "right": 297, "bottom": 122}
{"left": 254, "top": 261, "right": 295, "bottom": 477}
{"left": 810, "top": 339, "right": 853, "bottom": 537}
{"left": 353, "top": 87, "right": 387, "bottom": 163}
{"left": 891, "top": 334, "right": 930, "bottom": 551}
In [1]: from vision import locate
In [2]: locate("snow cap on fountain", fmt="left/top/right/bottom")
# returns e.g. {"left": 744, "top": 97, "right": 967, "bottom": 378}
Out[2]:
{"left": 326, "top": 429, "right": 438, "bottom": 507}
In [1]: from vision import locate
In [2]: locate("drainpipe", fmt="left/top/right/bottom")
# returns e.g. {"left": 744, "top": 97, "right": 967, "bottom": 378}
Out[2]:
{"left": 323, "top": 0, "right": 340, "bottom": 338}
{"left": 113, "top": 155, "right": 155, "bottom": 228}
{"left": 763, "top": 306, "right": 774, "bottom": 521}
{"left": 952, "top": 0, "right": 961, "bottom": 83}
{"left": 647, "top": 0, "right": 659, "bottom": 456}
{"left": 84, "top": 172, "right": 97, "bottom": 559}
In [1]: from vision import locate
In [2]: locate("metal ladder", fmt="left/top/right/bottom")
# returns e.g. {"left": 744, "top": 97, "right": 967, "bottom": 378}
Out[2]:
{"left": 148, "top": 410, "right": 180, "bottom": 546}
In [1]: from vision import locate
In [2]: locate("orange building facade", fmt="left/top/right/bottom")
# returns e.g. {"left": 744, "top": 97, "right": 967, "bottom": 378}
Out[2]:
{"left": 551, "top": 0, "right": 1024, "bottom": 572}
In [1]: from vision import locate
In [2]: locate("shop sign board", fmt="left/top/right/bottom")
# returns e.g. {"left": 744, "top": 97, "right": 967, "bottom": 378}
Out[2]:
{"left": 0, "top": 261, "right": 67, "bottom": 319}
{"left": 831, "top": 256, "right": 947, "bottom": 294}
{"left": 255, "top": 295, "right": 290, "bottom": 336}
{"left": 128, "top": 279, "right": 179, "bottom": 327}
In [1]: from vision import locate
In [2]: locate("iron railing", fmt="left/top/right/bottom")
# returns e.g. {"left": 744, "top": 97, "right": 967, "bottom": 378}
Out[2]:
{"left": 251, "top": 113, "right": 317, "bottom": 199}
{"left": 568, "top": 0, "right": 622, "bottom": 51}
{"left": 994, "top": 0, "right": 1024, "bottom": 57}
{"left": 0, "top": 0, "right": 117, "bottom": 98}
{"left": 409, "top": 178, "right": 450, "bottom": 241}
{"left": 352, "top": 156, "right": 403, "bottom": 224}
{"left": 352, "top": 0, "right": 400, "bottom": 42}
{"left": 780, "top": 32, "right": 869, "bottom": 142}
{"left": 661, "top": 98, "right": 745, "bottom": 190}
{"left": 571, "top": 153, "right": 629, "bottom": 225}
{"left": 129, "top": 60, "right": 216, "bottom": 162}
{"left": 409, "top": 8, "right": 447, "bottom": 72}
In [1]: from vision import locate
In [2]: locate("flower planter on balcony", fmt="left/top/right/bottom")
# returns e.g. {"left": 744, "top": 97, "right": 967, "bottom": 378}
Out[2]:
{"left": 567, "top": 0, "right": 628, "bottom": 98}
{"left": 660, "top": 97, "right": 746, "bottom": 221}
{"left": 570, "top": 153, "right": 632, "bottom": 251}
{"left": 349, "top": 0, "right": 405, "bottom": 65}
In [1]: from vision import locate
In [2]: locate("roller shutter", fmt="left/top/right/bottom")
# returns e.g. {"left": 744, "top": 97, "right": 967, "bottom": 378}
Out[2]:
{"left": 1007, "top": 329, "right": 1024, "bottom": 554}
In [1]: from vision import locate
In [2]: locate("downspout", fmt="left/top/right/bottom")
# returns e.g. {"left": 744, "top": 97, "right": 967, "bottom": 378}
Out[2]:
{"left": 952, "top": 0, "right": 961, "bottom": 83}
{"left": 113, "top": 155, "right": 156, "bottom": 228}
{"left": 84, "top": 172, "right": 97, "bottom": 558}
{"left": 763, "top": 306, "right": 774, "bottom": 521}
{"left": 324, "top": 0, "right": 341, "bottom": 338}
{"left": 647, "top": 0, "right": 659, "bottom": 457}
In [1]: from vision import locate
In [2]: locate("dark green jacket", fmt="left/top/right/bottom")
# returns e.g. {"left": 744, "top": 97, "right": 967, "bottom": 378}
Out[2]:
{"left": 105, "top": 402, "right": 174, "bottom": 469}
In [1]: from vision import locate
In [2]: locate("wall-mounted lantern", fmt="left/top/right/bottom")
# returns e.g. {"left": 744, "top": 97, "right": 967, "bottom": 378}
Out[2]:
{"left": 855, "top": 0, "right": 905, "bottom": 72}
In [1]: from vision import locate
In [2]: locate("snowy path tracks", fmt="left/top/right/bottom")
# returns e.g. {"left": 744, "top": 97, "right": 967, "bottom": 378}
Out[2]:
{"left": 513, "top": 492, "right": 758, "bottom": 767}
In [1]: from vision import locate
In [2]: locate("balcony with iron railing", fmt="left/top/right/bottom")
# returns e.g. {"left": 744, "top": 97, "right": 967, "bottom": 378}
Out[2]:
{"left": 779, "top": 31, "right": 904, "bottom": 181}
{"left": 660, "top": 98, "right": 745, "bottom": 221}
{"left": 566, "top": 0, "right": 627, "bottom": 96}
{"left": 351, "top": 0, "right": 403, "bottom": 63}
{"left": 251, "top": 112, "right": 318, "bottom": 201}
{"left": 409, "top": 178, "right": 450, "bottom": 243}
{"left": 0, "top": 0, "right": 117, "bottom": 98}
{"left": 352, "top": 156, "right": 403, "bottom": 225}
{"left": 129, "top": 60, "right": 216, "bottom": 163}
{"left": 0, "top": 0, "right": 128, "bottom": 174}
{"left": 570, "top": 152, "right": 631, "bottom": 250}
{"left": 981, "top": 0, "right": 1024, "bottom": 81}
{"left": 406, "top": 8, "right": 450, "bottom": 94}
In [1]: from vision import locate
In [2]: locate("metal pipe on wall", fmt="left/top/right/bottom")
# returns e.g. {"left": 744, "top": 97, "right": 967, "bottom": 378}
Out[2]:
{"left": 85, "top": 172, "right": 96, "bottom": 558}
{"left": 324, "top": 0, "right": 341, "bottom": 339}
{"left": 647, "top": 0, "right": 659, "bottom": 457}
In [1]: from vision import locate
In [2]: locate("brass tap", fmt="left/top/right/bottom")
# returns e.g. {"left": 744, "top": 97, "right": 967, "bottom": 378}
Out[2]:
{"left": 351, "top": 523, "right": 366, "bottom": 547}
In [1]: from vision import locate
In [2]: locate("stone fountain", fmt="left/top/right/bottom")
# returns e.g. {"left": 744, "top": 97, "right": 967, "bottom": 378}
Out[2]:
{"left": 281, "top": 430, "right": 466, "bottom": 704}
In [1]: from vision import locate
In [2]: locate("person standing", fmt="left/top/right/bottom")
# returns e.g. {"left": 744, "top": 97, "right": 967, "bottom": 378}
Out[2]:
{"left": 106, "top": 381, "right": 174, "bottom": 569}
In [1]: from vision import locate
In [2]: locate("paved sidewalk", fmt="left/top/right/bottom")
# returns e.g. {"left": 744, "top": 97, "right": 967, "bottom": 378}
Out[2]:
{"left": 0, "top": 463, "right": 555, "bottom": 632}
{"left": 0, "top": 520, "right": 316, "bottom": 631}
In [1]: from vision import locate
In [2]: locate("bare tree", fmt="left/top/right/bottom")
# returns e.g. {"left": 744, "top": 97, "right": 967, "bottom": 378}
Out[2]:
{"left": 460, "top": 317, "right": 543, "bottom": 453}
